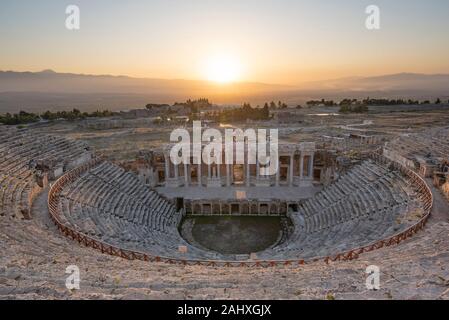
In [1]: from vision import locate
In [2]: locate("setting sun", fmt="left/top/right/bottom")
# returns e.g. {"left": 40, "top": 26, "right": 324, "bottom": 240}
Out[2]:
{"left": 203, "top": 54, "right": 241, "bottom": 83}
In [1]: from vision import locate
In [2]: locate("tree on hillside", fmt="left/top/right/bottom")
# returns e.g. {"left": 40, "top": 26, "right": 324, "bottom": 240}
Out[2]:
{"left": 262, "top": 104, "right": 269, "bottom": 118}
{"left": 339, "top": 105, "right": 368, "bottom": 114}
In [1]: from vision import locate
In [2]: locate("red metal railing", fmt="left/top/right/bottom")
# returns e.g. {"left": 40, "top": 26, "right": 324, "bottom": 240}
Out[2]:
{"left": 47, "top": 154, "right": 433, "bottom": 267}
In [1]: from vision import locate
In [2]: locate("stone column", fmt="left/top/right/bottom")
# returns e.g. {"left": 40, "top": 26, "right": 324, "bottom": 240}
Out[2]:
{"left": 226, "top": 164, "right": 231, "bottom": 186}
{"left": 174, "top": 164, "right": 179, "bottom": 180}
{"left": 275, "top": 155, "right": 280, "bottom": 186}
{"left": 256, "top": 158, "right": 260, "bottom": 180}
{"left": 246, "top": 158, "right": 251, "bottom": 187}
{"left": 184, "top": 163, "right": 189, "bottom": 186}
{"left": 289, "top": 154, "right": 294, "bottom": 186}
{"left": 198, "top": 163, "right": 202, "bottom": 187}
{"left": 164, "top": 154, "right": 170, "bottom": 179}
{"left": 308, "top": 153, "right": 314, "bottom": 178}
{"left": 300, "top": 154, "right": 304, "bottom": 179}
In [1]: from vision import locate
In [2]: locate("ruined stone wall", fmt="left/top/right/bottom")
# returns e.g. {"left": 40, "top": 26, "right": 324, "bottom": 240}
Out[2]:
{"left": 383, "top": 148, "right": 416, "bottom": 170}
{"left": 65, "top": 153, "right": 93, "bottom": 171}
{"left": 80, "top": 118, "right": 156, "bottom": 129}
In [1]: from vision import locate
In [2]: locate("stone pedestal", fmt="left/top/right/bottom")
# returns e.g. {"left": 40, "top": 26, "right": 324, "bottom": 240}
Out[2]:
{"left": 207, "top": 177, "right": 222, "bottom": 187}
{"left": 166, "top": 177, "right": 182, "bottom": 187}
{"left": 298, "top": 178, "right": 313, "bottom": 187}
{"left": 255, "top": 177, "right": 272, "bottom": 187}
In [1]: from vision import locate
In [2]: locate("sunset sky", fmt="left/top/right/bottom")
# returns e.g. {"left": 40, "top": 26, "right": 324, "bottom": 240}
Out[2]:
{"left": 1, "top": 0, "right": 449, "bottom": 85}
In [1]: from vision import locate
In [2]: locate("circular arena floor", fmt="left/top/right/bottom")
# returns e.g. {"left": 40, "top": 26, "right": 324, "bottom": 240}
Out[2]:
{"left": 184, "top": 216, "right": 282, "bottom": 254}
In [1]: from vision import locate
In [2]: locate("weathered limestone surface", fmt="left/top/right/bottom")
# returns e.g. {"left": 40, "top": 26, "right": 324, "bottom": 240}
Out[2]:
{"left": 45, "top": 157, "right": 429, "bottom": 262}
{"left": 1, "top": 126, "right": 448, "bottom": 300}
{"left": 0, "top": 128, "right": 92, "bottom": 219}
{"left": 0, "top": 190, "right": 448, "bottom": 300}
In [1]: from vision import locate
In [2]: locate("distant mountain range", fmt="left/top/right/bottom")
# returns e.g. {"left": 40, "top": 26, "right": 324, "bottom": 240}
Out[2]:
{"left": 0, "top": 69, "right": 289, "bottom": 94}
{"left": 0, "top": 70, "right": 448, "bottom": 113}
{"left": 301, "top": 73, "right": 449, "bottom": 92}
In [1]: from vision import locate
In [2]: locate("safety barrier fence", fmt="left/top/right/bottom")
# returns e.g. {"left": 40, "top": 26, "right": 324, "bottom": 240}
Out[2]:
{"left": 48, "top": 154, "right": 433, "bottom": 267}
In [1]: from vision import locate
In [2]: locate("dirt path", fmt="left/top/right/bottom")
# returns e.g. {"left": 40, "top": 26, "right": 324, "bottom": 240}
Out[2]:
{"left": 426, "top": 178, "right": 449, "bottom": 224}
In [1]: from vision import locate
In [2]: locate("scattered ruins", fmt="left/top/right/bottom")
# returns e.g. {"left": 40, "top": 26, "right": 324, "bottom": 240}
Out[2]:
{"left": 0, "top": 108, "right": 448, "bottom": 299}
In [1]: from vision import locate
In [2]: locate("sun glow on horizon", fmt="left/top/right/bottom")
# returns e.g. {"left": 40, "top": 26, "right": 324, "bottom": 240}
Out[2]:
{"left": 203, "top": 54, "right": 242, "bottom": 84}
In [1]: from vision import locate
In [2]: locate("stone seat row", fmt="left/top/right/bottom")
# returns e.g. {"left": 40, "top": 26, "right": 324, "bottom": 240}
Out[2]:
{"left": 57, "top": 161, "right": 228, "bottom": 259}
{"left": 61, "top": 168, "right": 177, "bottom": 232}
{"left": 0, "top": 128, "right": 92, "bottom": 219}
{"left": 58, "top": 194, "right": 219, "bottom": 260}
{"left": 258, "top": 159, "right": 424, "bottom": 260}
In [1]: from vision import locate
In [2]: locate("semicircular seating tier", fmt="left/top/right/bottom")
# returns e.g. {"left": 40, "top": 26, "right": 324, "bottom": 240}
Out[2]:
{"left": 258, "top": 158, "right": 427, "bottom": 260}
{"left": 55, "top": 161, "right": 220, "bottom": 260}
{"left": 52, "top": 157, "right": 429, "bottom": 262}
{"left": 0, "top": 127, "right": 92, "bottom": 219}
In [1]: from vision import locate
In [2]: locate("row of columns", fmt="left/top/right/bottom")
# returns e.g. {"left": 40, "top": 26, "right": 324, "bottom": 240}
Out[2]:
{"left": 163, "top": 152, "right": 315, "bottom": 187}
{"left": 278, "top": 153, "right": 314, "bottom": 186}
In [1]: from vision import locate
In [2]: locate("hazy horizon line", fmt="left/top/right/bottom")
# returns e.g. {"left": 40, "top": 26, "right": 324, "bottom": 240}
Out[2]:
{"left": 3, "top": 67, "right": 449, "bottom": 87}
